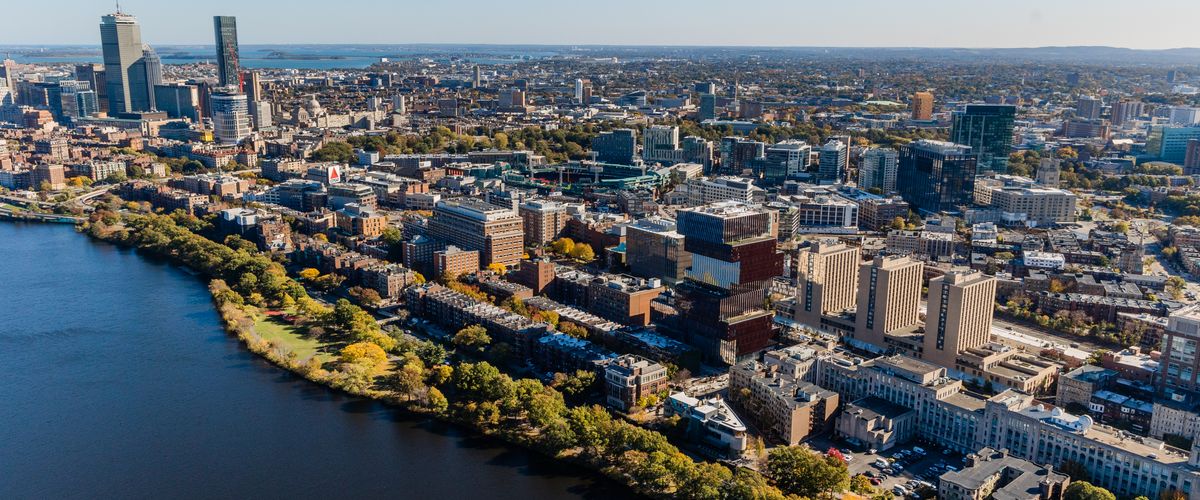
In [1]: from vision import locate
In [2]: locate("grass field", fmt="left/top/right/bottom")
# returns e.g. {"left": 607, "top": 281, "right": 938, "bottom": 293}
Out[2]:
{"left": 254, "top": 312, "right": 337, "bottom": 363}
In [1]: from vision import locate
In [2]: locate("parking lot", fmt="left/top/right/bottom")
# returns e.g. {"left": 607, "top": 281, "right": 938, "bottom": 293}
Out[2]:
{"left": 808, "top": 436, "right": 966, "bottom": 498}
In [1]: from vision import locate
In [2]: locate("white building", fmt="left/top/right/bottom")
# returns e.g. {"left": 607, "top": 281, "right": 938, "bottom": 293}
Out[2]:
{"left": 858, "top": 147, "right": 898, "bottom": 194}
{"left": 210, "top": 90, "right": 250, "bottom": 145}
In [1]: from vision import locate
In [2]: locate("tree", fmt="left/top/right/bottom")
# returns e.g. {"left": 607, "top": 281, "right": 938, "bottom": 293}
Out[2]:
{"left": 427, "top": 386, "right": 449, "bottom": 413}
{"left": 340, "top": 342, "right": 388, "bottom": 373}
{"left": 487, "top": 263, "right": 507, "bottom": 275}
{"left": 890, "top": 216, "right": 906, "bottom": 230}
{"left": 348, "top": 286, "right": 383, "bottom": 307}
{"left": 453, "top": 324, "right": 491, "bottom": 352}
{"left": 722, "top": 468, "right": 786, "bottom": 500}
{"left": 766, "top": 446, "right": 849, "bottom": 499}
{"left": 312, "top": 141, "right": 355, "bottom": 163}
{"left": 1063, "top": 481, "right": 1115, "bottom": 500}
{"left": 550, "top": 237, "right": 575, "bottom": 255}
{"left": 298, "top": 268, "right": 321, "bottom": 280}
{"left": 569, "top": 243, "right": 595, "bottom": 262}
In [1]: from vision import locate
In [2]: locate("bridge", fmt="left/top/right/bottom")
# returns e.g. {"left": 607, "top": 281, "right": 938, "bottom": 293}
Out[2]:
{"left": 0, "top": 206, "right": 85, "bottom": 224}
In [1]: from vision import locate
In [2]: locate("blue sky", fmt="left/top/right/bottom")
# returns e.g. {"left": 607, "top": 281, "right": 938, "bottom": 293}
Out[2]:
{"left": 4, "top": 0, "right": 1199, "bottom": 49}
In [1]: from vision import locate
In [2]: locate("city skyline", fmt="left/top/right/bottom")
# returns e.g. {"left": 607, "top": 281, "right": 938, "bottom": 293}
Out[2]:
{"left": 2, "top": 0, "right": 1200, "bottom": 49}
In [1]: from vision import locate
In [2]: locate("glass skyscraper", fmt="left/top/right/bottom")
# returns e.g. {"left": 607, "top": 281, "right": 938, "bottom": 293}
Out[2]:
{"left": 950, "top": 104, "right": 1015, "bottom": 175}
{"left": 897, "top": 140, "right": 978, "bottom": 214}
{"left": 100, "top": 12, "right": 149, "bottom": 113}
{"left": 213, "top": 16, "right": 241, "bottom": 89}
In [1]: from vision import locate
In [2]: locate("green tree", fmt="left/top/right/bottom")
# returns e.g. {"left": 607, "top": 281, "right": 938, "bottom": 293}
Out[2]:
{"left": 453, "top": 324, "right": 491, "bottom": 351}
{"left": 1063, "top": 481, "right": 1116, "bottom": 500}
{"left": 312, "top": 141, "right": 355, "bottom": 163}
{"left": 426, "top": 386, "right": 449, "bottom": 413}
{"left": 766, "top": 446, "right": 850, "bottom": 499}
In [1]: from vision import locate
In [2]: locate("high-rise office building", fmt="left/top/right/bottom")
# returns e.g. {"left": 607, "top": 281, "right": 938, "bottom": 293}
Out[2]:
{"left": 210, "top": 89, "right": 250, "bottom": 144}
{"left": 793, "top": 240, "right": 860, "bottom": 328}
{"left": 1186, "top": 139, "right": 1200, "bottom": 175}
{"left": 950, "top": 104, "right": 1015, "bottom": 174}
{"left": 699, "top": 93, "right": 718, "bottom": 120}
{"left": 858, "top": 147, "right": 898, "bottom": 194}
{"left": 852, "top": 255, "right": 923, "bottom": 352}
{"left": 139, "top": 45, "right": 163, "bottom": 90}
{"left": 675, "top": 202, "right": 783, "bottom": 364}
{"left": 243, "top": 71, "right": 262, "bottom": 101}
{"left": 100, "top": 11, "right": 153, "bottom": 113}
{"left": 213, "top": 16, "right": 241, "bottom": 89}
{"left": 154, "top": 83, "right": 200, "bottom": 120}
{"left": 911, "top": 91, "right": 934, "bottom": 120}
{"left": 642, "top": 125, "right": 682, "bottom": 164}
{"left": 719, "top": 136, "right": 765, "bottom": 175}
{"left": 1152, "top": 126, "right": 1200, "bottom": 164}
{"left": 818, "top": 139, "right": 847, "bottom": 183}
{"left": 426, "top": 198, "right": 524, "bottom": 267}
{"left": 682, "top": 136, "right": 715, "bottom": 171}
{"left": 626, "top": 216, "right": 691, "bottom": 285}
{"left": 0, "top": 58, "right": 15, "bottom": 96}
{"left": 758, "top": 140, "right": 810, "bottom": 186}
{"left": 47, "top": 80, "right": 97, "bottom": 122}
{"left": 473, "top": 66, "right": 482, "bottom": 89}
{"left": 74, "top": 64, "right": 107, "bottom": 113}
{"left": 922, "top": 270, "right": 997, "bottom": 369}
{"left": 1075, "top": 96, "right": 1102, "bottom": 121}
{"left": 897, "top": 140, "right": 978, "bottom": 214}
{"left": 1111, "top": 100, "right": 1143, "bottom": 127}
{"left": 592, "top": 128, "right": 637, "bottom": 165}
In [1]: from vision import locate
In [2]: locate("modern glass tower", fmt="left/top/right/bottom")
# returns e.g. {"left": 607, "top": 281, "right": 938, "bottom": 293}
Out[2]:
{"left": 213, "top": 16, "right": 241, "bottom": 89}
{"left": 100, "top": 12, "right": 150, "bottom": 113}
{"left": 950, "top": 104, "right": 1015, "bottom": 175}
{"left": 897, "top": 140, "right": 978, "bottom": 214}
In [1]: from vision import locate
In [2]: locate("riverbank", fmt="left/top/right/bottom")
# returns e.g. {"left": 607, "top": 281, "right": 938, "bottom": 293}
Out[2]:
{"left": 76, "top": 210, "right": 787, "bottom": 500}
{"left": 1, "top": 221, "right": 620, "bottom": 499}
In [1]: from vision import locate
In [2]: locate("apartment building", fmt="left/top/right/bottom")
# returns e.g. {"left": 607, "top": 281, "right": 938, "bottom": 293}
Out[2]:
{"left": 604, "top": 354, "right": 669, "bottom": 412}
{"left": 427, "top": 198, "right": 524, "bottom": 267}
{"left": 793, "top": 240, "right": 860, "bottom": 328}
{"left": 852, "top": 255, "right": 924, "bottom": 353}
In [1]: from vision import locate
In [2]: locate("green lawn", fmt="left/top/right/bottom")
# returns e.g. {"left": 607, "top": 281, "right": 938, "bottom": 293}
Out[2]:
{"left": 254, "top": 312, "right": 336, "bottom": 363}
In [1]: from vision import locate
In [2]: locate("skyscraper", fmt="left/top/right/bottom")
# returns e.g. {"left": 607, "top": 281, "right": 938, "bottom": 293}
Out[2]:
{"left": 139, "top": 45, "right": 163, "bottom": 90}
{"left": 1075, "top": 96, "right": 1102, "bottom": 121}
{"left": 911, "top": 91, "right": 934, "bottom": 120}
{"left": 642, "top": 125, "right": 681, "bottom": 164}
{"left": 213, "top": 16, "right": 241, "bottom": 89}
{"left": 858, "top": 147, "right": 899, "bottom": 194}
{"left": 592, "top": 129, "right": 637, "bottom": 165}
{"left": 898, "top": 140, "right": 978, "bottom": 214}
{"left": 100, "top": 11, "right": 152, "bottom": 113}
{"left": 950, "top": 104, "right": 1015, "bottom": 174}
{"left": 699, "top": 93, "right": 718, "bottom": 121}
{"left": 210, "top": 89, "right": 250, "bottom": 144}
{"left": 0, "top": 58, "right": 17, "bottom": 102}
{"left": 675, "top": 201, "right": 783, "bottom": 364}
{"left": 74, "top": 64, "right": 107, "bottom": 113}
{"left": 852, "top": 254, "right": 923, "bottom": 352}
{"left": 793, "top": 240, "right": 860, "bottom": 328}
{"left": 473, "top": 66, "right": 482, "bottom": 89}
{"left": 818, "top": 139, "right": 847, "bottom": 183}
{"left": 922, "top": 270, "right": 997, "bottom": 369}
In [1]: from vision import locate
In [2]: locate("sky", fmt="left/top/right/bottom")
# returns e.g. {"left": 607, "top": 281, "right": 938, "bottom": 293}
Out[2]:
{"left": 3, "top": 0, "right": 1199, "bottom": 49}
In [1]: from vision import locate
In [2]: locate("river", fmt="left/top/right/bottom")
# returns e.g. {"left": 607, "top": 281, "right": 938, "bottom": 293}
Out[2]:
{"left": 0, "top": 222, "right": 624, "bottom": 499}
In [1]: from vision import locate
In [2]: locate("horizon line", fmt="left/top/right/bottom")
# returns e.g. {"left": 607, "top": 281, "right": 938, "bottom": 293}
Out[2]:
{"left": 1, "top": 42, "right": 1199, "bottom": 52}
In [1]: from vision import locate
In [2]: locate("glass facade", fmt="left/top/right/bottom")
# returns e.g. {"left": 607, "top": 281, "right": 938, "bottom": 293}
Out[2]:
{"left": 898, "top": 140, "right": 978, "bottom": 214}
{"left": 950, "top": 104, "right": 1015, "bottom": 175}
